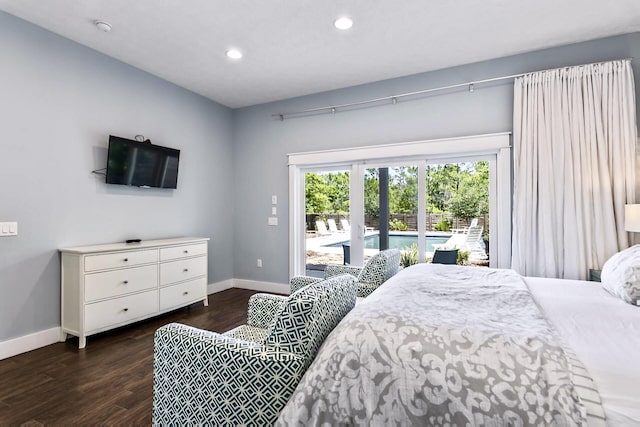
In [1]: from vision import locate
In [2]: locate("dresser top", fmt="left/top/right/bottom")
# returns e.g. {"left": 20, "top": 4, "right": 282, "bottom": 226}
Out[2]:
{"left": 59, "top": 237, "right": 210, "bottom": 255}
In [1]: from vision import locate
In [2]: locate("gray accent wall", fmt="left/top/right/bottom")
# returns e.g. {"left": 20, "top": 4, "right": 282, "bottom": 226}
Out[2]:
{"left": 232, "top": 32, "right": 640, "bottom": 284}
{"left": 0, "top": 12, "right": 234, "bottom": 342}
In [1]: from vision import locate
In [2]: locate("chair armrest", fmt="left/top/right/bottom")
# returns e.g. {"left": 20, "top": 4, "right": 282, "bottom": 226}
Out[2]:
{"left": 290, "top": 275, "right": 322, "bottom": 293}
{"left": 247, "top": 293, "right": 287, "bottom": 329}
{"left": 325, "top": 264, "right": 362, "bottom": 278}
{"left": 153, "top": 323, "right": 305, "bottom": 426}
{"left": 357, "top": 281, "right": 380, "bottom": 298}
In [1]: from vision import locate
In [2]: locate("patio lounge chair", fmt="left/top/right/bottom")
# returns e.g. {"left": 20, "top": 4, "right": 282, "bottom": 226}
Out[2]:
{"left": 433, "top": 224, "right": 487, "bottom": 261}
{"left": 327, "top": 218, "right": 343, "bottom": 233}
{"left": 315, "top": 220, "right": 331, "bottom": 236}
{"left": 462, "top": 225, "right": 487, "bottom": 260}
{"left": 451, "top": 217, "right": 479, "bottom": 234}
{"left": 338, "top": 218, "right": 373, "bottom": 233}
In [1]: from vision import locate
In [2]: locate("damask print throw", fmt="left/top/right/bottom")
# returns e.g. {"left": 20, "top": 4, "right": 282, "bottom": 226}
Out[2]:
{"left": 277, "top": 264, "right": 603, "bottom": 426}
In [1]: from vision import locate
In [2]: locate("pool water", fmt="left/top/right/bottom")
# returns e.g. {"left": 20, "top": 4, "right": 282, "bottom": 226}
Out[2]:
{"left": 325, "top": 233, "right": 451, "bottom": 253}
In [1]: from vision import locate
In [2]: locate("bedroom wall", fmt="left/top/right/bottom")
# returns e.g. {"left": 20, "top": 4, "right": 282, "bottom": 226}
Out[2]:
{"left": 232, "top": 32, "right": 640, "bottom": 285}
{"left": 0, "top": 12, "right": 234, "bottom": 342}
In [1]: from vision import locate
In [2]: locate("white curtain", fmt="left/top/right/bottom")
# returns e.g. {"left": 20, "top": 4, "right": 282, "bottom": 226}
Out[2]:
{"left": 512, "top": 60, "right": 637, "bottom": 279}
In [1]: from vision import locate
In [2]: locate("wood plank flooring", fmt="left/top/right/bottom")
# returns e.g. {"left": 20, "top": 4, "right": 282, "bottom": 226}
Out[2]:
{"left": 0, "top": 288, "right": 259, "bottom": 425}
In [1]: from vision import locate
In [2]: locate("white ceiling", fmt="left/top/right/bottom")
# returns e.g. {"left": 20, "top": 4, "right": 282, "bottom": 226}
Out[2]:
{"left": 2, "top": 0, "right": 640, "bottom": 108}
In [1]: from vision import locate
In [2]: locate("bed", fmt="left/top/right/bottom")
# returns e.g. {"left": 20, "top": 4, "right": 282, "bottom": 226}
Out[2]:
{"left": 277, "top": 263, "right": 640, "bottom": 426}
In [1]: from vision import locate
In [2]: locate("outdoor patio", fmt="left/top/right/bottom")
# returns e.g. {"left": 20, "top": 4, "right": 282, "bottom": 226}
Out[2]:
{"left": 305, "top": 228, "right": 489, "bottom": 274}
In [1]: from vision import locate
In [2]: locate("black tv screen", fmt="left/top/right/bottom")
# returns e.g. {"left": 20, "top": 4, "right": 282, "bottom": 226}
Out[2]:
{"left": 105, "top": 136, "right": 180, "bottom": 189}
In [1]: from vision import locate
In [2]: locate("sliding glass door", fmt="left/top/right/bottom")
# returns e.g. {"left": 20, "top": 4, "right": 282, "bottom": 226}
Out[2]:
{"left": 362, "top": 164, "right": 420, "bottom": 262}
{"left": 303, "top": 168, "right": 350, "bottom": 276}
{"left": 425, "top": 158, "right": 492, "bottom": 266}
{"left": 288, "top": 134, "right": 512, "bottom": 278}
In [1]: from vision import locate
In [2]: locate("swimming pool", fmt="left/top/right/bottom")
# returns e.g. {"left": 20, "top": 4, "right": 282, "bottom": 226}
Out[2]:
{"left": 324, "top": 233, "right": 451, "bottom": 253}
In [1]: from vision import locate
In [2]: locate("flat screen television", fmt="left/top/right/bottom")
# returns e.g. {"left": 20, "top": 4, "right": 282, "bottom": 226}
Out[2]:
{"left": 105, "top": 135, "right": 180, "bottom": 189}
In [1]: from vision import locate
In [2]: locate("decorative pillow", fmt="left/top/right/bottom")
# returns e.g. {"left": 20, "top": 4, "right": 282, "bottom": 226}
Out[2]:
{"left": 600, "top": 245, "right": 640, "bottom": 305}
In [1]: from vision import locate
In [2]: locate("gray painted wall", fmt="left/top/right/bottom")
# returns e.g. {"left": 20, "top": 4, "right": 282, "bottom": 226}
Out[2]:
{"left": 1, "top": 8, "right": 639, "bottom": 343}
{"left": 232, "top": 32, "right": 640, "bottom": 284}
{"left": 0, "top": 12, "right": 234, "bottom": 341}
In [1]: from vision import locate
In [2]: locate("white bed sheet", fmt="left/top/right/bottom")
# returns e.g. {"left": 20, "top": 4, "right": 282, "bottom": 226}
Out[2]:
{"left": 525, "top": 277, "right": 640, "bottom": 426}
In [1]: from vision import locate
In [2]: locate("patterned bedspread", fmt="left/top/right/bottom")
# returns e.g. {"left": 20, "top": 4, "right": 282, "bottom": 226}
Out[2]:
{"left": 277, "top": 264, "right": 602, "bottom": 426}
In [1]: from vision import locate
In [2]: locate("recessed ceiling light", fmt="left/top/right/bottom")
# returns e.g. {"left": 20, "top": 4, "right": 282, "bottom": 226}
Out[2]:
{"left": 334, "top": 17, "right": 353, "bottom": 30}
{"left": 94, "top": 20, "right": 112, "bottom": 32}
{"left": 226, "top": 49, "right": 243, "bottom": 60}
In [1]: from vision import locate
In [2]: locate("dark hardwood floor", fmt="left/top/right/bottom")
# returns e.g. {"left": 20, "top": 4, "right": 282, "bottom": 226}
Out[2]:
{"left": 0, "top": 288, "right": 259, "bottom": 425}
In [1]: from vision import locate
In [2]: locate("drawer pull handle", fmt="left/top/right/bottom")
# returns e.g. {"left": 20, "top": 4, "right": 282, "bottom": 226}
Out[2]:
{"left": 184, "top": 250, "right": 189, "bottom": 254}
{"left": 124, "top": 258, "right": 129, "bottom": 262}
{"left": 183, "top": 268, "right": 189, "bottom": 272}
{"left": 183, "top": 291, "right": 189, "bottom": 295}
{"left": 123, "top": 280, "right": 129, "bottom": 284}
{"left": 123, "top": 308, "right": 129, "bottom": 312}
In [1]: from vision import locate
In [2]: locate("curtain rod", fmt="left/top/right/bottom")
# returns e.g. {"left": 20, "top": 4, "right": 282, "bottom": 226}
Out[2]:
{"left": 272, "top": 58, "right": 632, "bottom": 121}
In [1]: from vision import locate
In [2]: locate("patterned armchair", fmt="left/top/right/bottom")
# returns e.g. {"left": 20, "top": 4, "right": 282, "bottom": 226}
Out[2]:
{"left": 152, "top": 274, "right": 357, "bottom": 426}
{"left": 291, "top": 248, "right": 401, "bottom": 298}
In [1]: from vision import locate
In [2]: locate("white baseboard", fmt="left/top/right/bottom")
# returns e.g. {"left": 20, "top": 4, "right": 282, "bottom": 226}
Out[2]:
{"left": 0, "top": 327, "right": 61, "bottom": 361}
{"left": 1, "top": 278, "right": 288, "bottom": 360}
{"left": 233, "top": 278, "right": 290, "bottom": 295}
{"left": 207, "top": 278, "right": 234, "bottom": 294}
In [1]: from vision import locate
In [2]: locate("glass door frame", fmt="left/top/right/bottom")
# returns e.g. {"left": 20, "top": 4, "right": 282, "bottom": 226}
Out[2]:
{"left": 288, "top": 133, "right": 512, "bottom": 278}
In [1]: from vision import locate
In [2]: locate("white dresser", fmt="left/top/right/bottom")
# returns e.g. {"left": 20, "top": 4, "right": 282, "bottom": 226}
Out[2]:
{"left": 60, "top": 237, "right": 209, "bottom": 348}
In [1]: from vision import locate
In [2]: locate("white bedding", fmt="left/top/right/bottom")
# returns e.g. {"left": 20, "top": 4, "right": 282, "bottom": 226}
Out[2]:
{"left": 526, "top": 277, "right": 640, "bottom": 426}
{"left": 279, "top": 265, "right": 600, "bottom": 425}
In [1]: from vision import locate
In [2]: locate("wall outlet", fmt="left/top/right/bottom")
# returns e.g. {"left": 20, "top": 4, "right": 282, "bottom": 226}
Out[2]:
{"left": 257, "top": 259, "right": 262, "bottom": 268}
{"left": 0, "top": 222, "right": 18, "bottom": 237}
{"left": 271, "top": 206, "right": 277, "bottom": 215}
{"left": 268, "top": 217, "right": 278, "bottom": 226}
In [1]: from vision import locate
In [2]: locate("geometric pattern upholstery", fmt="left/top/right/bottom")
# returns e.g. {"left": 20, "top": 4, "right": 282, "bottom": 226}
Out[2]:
{"left": 152, "top": 274, "right": 357, "bottom": 426}
{"left": 247, "top": 293, "right": 288, "bottom": 329}
{"left": 223, "top": 324, "right": 270, "bottom": 343}
{"left": 291, "top": 248, "right": 401, "bottom": 298}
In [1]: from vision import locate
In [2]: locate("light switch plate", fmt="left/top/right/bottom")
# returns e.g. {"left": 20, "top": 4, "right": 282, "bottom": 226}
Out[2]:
{"left": 271, "top": 195, "right": 277, "bottom": 205}
{"left": 0, "top": 222, "right": 18, "bottom": 236}
{"left": 268, "top": 217, "right": 278, "bottom": 226}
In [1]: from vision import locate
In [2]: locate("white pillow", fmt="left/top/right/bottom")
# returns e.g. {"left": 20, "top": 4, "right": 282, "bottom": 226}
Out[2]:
{"left": 600, "top": 245, "right": 640, "bottom": 305}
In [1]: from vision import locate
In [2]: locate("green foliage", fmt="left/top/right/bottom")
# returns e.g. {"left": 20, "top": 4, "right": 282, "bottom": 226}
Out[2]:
{"left": 365, "top": 167, "right": 420, "bottom": 217}
{"left": 443, "top": 161, "right": 489, "bottom": 221}
{"left": 400, "top": 243, "right": 418, "bottom": 267}
{"left": 307, "top": 162, "right": 489, "bottom": 228}
{"left": 305, "top": 171, "right": 349, "bottom": 214}
{"left": 364, "top": 168, "right": 380, "bottom": 217}
{"left": 426, "top": 162, "right": 489, "bottom": 220}
{"left": 389, "top": 219, "right": 408, "bottom": 231}
{"left": 426, "top": 164, "right": 460, "bottom": 213}
{"left": 390, "top": 166, "right": 419, "bottom": 214}
{"left": 305, "top": 173, "right": 332, "bottom": 214}
{"left": 457, "top": 249, "right": 470, "bottom": 265}
{"left": 448, "top": 192, "right": 482, "bottom": 222}
{"left": 434, "top": 219, "right": 452, "bottom": 231}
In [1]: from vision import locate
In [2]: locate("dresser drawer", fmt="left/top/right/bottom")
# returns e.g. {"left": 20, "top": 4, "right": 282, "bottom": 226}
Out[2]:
{"left": 160, "top": 256, "right": 207, "bottom": 286}
{"left": 160, "top": 277, "right": 207, "bottom": 311}
{"left": 85, "top": 249, "right": 158, "bottom": 272}
{"left": 160, "top": 243, "right": 207, "bottom": 261}
{"left": 85, "top": 289, "right": 158, "bottom": 332}
{"left": 85, "top": 265, "right": 158, "bottom": 302}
